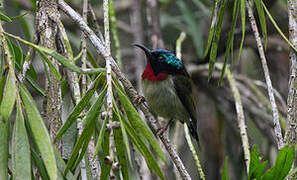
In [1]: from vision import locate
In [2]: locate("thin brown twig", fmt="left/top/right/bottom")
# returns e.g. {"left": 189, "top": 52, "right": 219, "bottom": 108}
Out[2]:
{"left": 57, "top": 1, "right": 191, "bottom": 179}
{"left": 246, "top": 0, "right": 284, "bottom": 150}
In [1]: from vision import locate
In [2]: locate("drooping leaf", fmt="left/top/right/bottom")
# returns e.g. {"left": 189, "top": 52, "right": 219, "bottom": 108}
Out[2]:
{"left": 208, "top": 0, "right": 227, "bottom": 80}
{"left": 222, "top": 157, "right": 230, "bottom": 180}
{"left": 55, "top": 74, "right": 103, "bottom": 141}
{"left": 254, "top": 0, "right": 267, "bottom": 49}
{"left": 92, "top": 115, "right": 108, "bottom": 159}
{"left": 114, "top": 80, "right": 165, "bottom": 162}
{"left": 19, "top": 84, "right": 57, "bottom": 180}
{"left": 0, "top": 12, "right": 12, "bottom": 22}
{"left": 237, "top": 0, "right": 246, "bottom": 61}
{"left": 113, "top": 108, "right": 129, "bottom": 180}
{"left": 0, "top": 115, "right": 9, "bottom": 180}
{"left": 12, "top": 97, "right": 31, "bottom": 180}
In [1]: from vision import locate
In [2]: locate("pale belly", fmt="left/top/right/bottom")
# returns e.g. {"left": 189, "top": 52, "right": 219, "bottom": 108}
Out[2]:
{"left": 142, "top": 77, "right": 189, "bottom": 122}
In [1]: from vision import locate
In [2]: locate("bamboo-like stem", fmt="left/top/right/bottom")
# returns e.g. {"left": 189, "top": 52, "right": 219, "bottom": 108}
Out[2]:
{"left": 57, "top": 1, "right": 191, "bottom": 179}
{"left": 184, "top": 124, "right": 205, "bottom": 180}
{"left": 246, "top": 0, "right": 284, "bottom": 150}
{"left": 225, "top": 68, "right": 250, "bottom": 173}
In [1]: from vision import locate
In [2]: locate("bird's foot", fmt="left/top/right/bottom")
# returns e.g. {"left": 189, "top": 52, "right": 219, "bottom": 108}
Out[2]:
{"left": 157, "top": 127, "right": 168, "bottom": 136}
{"left": 133, "top": 94, "right": 146, "bottom": 106}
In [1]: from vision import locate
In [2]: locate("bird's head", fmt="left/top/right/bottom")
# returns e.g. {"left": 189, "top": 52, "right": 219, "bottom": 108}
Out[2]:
{"left": 133, "top": 43, "right": 184, "bottom": 76}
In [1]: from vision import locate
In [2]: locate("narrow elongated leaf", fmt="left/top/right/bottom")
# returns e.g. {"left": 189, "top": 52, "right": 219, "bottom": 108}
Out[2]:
{"left": 0, "top": 68, "right": 17, "bottom": 120}
{"left": 203, "top": 2, "right": 219, "bottom": 57}
{"left": 0, "top": 115, "right": 9, "bottom": 180}
{"left": 114, "top": 81, "right": 165, "bottom": 162}
{"left": 31, "top": 148, "right": 50, "bottom": 180}
{"left": 254, "top": 0, "right": 267, "bottom": 49}
{"left": 4, "top": 32, "right": 105, "bottom": 74}
{"left": 55, "top": 74, "right": 102, "bottom": 141}
{"left": 208, "top": 0, "right": 227, "bottom": 80}
{"left": 93, "top": 115, "right": 108, "bottom": 159}
{"left": 12, "top": 97, "right": 31, "bottom": 180}
{"left": 53, "top": 148, "right": 75, "bottom": 180}
{"left": 275, "top": 146, "right": 295, "bottom": 180}
{"left": 0, "top": 12, "right": 12, "bottom": 22}
{"left": 0, "top": 74, "right": 5, "bottom": 103}
{"left": 100, "top": 125, "right": 111, "bottom": 180}
{"left": 120, "top": 116, "right": 164, "bottom": 180}
{"left": 113, "top": 109, "right": 129, "bottom": 180}
{"left": 237, "top": 0, "right": 246, "bottom": 61}
{"left": 261, "top": 1, "right": 297, "bottom": 52}
{"left": 222, "top": 157, "right": 229, "bottom": 180}
{"left": 218, "top": 0, "right": 239, "bottom": 86}
{"left": 64, "top": 88, "right": 106, "bottom": 175}
{"left": 19, "top": 85, "right": 57, "bottom": 180}
{"left": 36, "top": 49, "right": 61, "bottom": 81}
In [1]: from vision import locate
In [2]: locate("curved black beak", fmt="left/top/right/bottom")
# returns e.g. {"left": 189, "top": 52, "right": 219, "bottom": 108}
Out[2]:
{"left": 132, "top": 43, "right": 151, "bottom": 57}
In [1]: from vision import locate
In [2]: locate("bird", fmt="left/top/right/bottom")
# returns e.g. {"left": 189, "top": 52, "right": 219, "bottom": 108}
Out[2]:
{"left": 133, "top": 43, "right": 199, "bottom": 142}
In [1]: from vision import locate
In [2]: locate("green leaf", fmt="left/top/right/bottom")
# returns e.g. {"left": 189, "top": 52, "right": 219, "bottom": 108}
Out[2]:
{"left": 222, "top": 157, "right": 229, "bottom": 180}
{"left": 114, "top": 81, "right": 166, "bottom": 162}
{"left": 0, "top": 74, "right": 5, "bottom": 104}
{"left": 248, "top": 145, "right": 267, "bottom": 180}
{"left": 19, "top": 85, "right": 57, "bottom": 180}
{"left": 4, "top": 32, "right": 105, "bottom": 74}
{"left": 285, "top": 167, "right": 297, "bottom": 179}
{"left": 0, "top": 115, "right": 9, "bottom": 180}
{"left": 0, "top": 66, "right": 17, "bottom": 120}
{"left": 92, "top": 115, "right": 108, "bottom": 159}
{"left": 203, "top": 2, "right": 218, "bottom": 57}
{"left": 53, "top": 148, "right": 75, "bottom": 180}
{"left": 12, "top": 97, "right": 31, "bottom": 180}
{"left": 274, "top": 146, "right": 295, "bottom": 180}
{"left": 208, "top": 0, "right": 227, "bottom": 80}
{"left": 237, "top": 0, "right": 246, "bottom": 61}
{"left": 100, "top": 124, "right": 111, "bottom": 180}
{"left": 113, "top": 109, "right": 129, "bottom": 180}
{"left": 254, "top": 0, "right": 267, "bottom": 49}
{"left": 0, "top": 12, "right": 12, "bottom": 22}
{"left": 36, "top": 49, "right": 61, "bottom": 81}
{"left": 31, "top": 148, "right": 50, "bottom": 180}
{"left": 64, "top": 87, "right": 106, "bottom": 175}
{"left": 218, "top": 0, "right": 239, "bottom": 86}
{"left": 261, "top": 1, "right": 297, "bottom": 52}
{"left": 120, "top": 115, "right": 164, "bottom": 180}
{"left": 55, "top": 74, "right": 102, "bottom": 141}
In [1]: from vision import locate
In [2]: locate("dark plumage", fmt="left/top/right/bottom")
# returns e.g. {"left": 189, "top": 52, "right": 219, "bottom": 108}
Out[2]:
{"left": 133, "top": 43, "right": 199, "bottom": 142}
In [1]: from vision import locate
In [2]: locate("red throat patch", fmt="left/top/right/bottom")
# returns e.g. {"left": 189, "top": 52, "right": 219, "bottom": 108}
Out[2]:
{"left": 142, "top": 60, "right": 168, "bottom": 81}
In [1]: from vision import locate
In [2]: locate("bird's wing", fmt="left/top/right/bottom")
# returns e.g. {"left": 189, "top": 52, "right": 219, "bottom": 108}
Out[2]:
{"left": 173, "top": 72, "right": 199, "bottom": 141}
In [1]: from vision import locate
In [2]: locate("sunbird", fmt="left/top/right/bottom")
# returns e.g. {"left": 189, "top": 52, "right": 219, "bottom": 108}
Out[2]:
{"left": 134, "top": 43, "right": 199, "bottom": 142}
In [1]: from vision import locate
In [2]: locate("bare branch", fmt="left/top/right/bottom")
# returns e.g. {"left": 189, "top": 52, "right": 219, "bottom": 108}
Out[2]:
{"left": 246, "top": 0, "right": 284, "bottom": 149}
{"left": 226, "top": 68, "right": 250, "bottom": 173}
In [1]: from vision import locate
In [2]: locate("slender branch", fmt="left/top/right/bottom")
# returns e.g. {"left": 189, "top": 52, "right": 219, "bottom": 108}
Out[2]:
{"left": 88, "top": 4, "right": 105, "bottom": 42}
{"left": 284, "top": 0, "right": 297, "bottom": 146}
{"left": 226, "top": 68, "right": 250, "bottom": 173}
{"left": 57, "top": 1, "right": 191, "bottom": 179}
{"left": 103, "top": 0, "right": 115, "bottom": 178}
{"left": 246, "top": 0, "right": 284, "bottom": 149}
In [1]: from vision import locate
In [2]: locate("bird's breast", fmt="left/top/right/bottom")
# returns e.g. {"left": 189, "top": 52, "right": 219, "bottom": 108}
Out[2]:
{"left": 142, "top": 76, "right": 189, "bottom": 121}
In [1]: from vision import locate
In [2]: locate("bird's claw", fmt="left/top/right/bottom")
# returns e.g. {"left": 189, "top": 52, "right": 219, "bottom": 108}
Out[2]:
{"left": 133, "top": 94, "right": 145, "bottom": 106}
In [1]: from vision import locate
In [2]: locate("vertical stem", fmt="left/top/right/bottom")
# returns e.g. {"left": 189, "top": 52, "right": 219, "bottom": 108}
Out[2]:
{"left": 246, "top": 0, "right": 284, "bottom": 149}
{"left": 103, "top": 0, "right": 114, "bottom": 177}
{"left": 37, "top": 0, "right": 63, "bottom": 151}
{"left": 285, "top": 0, "right": 297, "bottom": 146}
{"left": 226, "top": 68, "right": 250, "bottom": 173}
